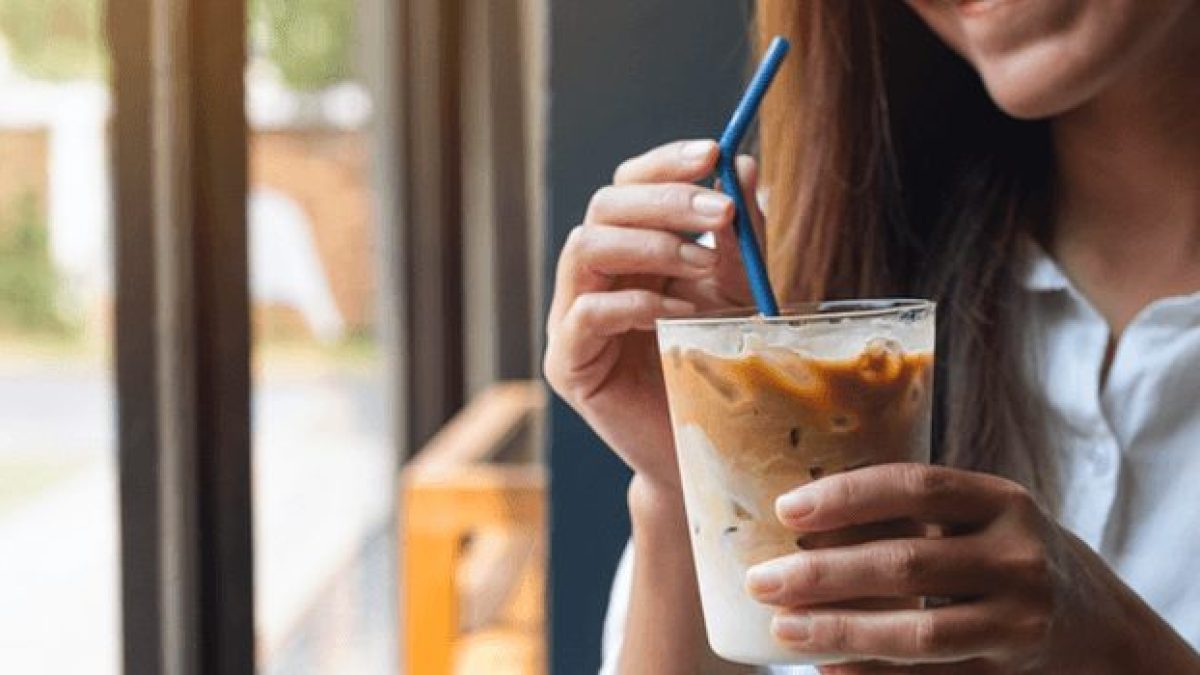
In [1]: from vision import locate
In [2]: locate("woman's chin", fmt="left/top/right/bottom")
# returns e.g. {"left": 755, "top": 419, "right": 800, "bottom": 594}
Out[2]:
{"left": 975, "top": 58, "right": 1098, "bottom": 121}
{"left": 983, "top": 83, "right": 1071, "bottom": 121}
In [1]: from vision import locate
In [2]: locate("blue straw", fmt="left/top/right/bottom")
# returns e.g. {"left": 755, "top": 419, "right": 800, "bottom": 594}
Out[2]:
{"left": 717, "top": 36, "right": 788, "bottom": 317}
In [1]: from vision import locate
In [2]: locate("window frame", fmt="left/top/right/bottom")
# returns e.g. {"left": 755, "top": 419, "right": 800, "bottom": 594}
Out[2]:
{"left": 111, "top": 0, "right": 255, "bottom": 672}
{"left": 109, "top": 0, "right": 543, "bottom": 670}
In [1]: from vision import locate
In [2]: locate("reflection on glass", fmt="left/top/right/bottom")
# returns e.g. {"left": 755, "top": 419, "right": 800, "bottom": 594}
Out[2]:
{"left": 248, "top": 0, "right": 396, "bottom": 672}
{"left": 0, "top": 0, "right": 118, "bottom": 672}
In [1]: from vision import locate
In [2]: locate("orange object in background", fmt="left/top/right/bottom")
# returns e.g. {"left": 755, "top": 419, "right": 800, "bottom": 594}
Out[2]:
{"left": 401, "top": 383, "right": 547, "bottom": 675}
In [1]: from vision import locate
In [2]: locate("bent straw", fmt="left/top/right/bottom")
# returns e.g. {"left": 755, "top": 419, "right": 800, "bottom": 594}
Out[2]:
{"left": 717, "top": 36, "right": 789, "bottom": 317}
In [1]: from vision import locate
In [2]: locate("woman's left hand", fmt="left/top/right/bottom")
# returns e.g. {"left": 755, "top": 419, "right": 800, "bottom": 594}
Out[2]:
{"left": 744, "top": 463, "right": 1196, "bottom": 674}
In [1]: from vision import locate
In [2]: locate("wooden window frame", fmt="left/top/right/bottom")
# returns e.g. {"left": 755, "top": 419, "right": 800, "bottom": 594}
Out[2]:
{"left": 396, "top": 0, "right": 542, "bottom": 456}
{"left": 111, "top": 0, "right": 254, "bottom": 672}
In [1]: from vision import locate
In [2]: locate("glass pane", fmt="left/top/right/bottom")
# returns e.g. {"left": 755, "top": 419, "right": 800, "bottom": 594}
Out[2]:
{"left": 247, "top": 0, "right": 397, "bottom": 672}
{"left": 0, "top": 0, "right": 118, "bottom": 672}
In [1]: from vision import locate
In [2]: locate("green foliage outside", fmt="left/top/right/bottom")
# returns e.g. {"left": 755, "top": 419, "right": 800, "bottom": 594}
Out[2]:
{"left": 0, "top": 0, "right": 105, "bottom": 81}
{"left": 253, "top": 0, "right": 356, "bottom": 91}
{"left": 0, "top": 0, "right": 355, "bottom": 89}
{"left": 0, "top": 193, "right": 78, "bottom": 338}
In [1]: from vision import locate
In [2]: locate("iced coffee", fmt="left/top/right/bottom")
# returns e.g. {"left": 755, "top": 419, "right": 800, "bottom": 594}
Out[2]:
{"left": 656, "top": 300, "right": 935, "bottom": 665}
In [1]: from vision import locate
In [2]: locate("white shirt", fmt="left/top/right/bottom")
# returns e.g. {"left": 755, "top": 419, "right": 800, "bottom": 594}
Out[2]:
{"left": 600, "top": 245, "right": 1200, "bottom": 674}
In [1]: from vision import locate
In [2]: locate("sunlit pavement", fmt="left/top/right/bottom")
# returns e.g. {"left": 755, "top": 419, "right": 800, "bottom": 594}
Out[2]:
{"left": 0, "top": 361, "right": 396, "bottom": 674}
{"left": 0, "top": 460, "right": 120, "bottom": 675}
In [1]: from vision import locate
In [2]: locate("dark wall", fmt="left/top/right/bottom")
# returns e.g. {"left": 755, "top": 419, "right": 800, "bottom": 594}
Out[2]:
{"left": 543, "top": 3, "right": 750, "bottom": 673}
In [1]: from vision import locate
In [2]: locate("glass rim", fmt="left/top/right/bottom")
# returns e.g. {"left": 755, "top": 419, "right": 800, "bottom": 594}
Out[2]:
{"left": 655, "top": 298, "right": 936, "bottom": 327}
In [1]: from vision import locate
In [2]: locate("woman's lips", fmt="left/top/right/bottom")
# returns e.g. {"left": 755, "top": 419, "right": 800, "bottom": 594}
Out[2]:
{"left": 952, "top": 0, "right": 1024, "bottom": 18}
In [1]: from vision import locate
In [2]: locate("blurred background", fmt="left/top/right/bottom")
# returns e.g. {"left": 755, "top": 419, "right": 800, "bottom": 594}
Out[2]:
{"left": 0, "top": 0, "right": 747, "bottom": 673}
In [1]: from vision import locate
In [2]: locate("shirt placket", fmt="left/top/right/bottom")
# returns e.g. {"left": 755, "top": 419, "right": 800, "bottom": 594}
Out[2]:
{"left": 1065, "top": 301, "right": 1123, "bottom": 551}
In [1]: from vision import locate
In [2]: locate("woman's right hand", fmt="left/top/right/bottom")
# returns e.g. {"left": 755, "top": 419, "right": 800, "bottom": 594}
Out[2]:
{"left": 543, "top": 139, "right": 765, "bottom": 492}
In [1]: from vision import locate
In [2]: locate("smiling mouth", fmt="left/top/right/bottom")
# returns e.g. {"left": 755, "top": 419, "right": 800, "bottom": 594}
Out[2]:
{"left": 951, "top": 0, "right": 1022, "bottom": 17}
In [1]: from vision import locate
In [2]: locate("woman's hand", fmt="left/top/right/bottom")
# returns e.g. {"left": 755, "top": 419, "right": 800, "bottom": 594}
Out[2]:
{"left": 744, "top": 464, "right": 1200, "bottom": 673}
{"left": 544, "top": 139, "right": 763, "bottom": 492}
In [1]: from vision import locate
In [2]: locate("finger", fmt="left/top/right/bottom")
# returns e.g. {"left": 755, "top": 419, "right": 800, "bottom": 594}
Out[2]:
{"left": 820, "top": 658, "right": 1002, "bottom": 674}
{"left": 772, "top": 603, "right": 1009, "bottom": 663}
{"left": 552, "top": 224, "right": 719, "bottom": 313}
{"left": 584, "top": 183, "right": 733, "bottom": 233}
{"left": 775, "top": 464, "right": 1018, "bottom": 532}
{"left": 613, "top": 139, "right": 720, "bottom": 185}
{"left": 714, "top": 155, "right": 766, "bottom": 240}
{"left": 546, "top": 290, "right": 695, "bottom": 391}
{"left": 746, "top": 536, "right": 997, "bottom": 607}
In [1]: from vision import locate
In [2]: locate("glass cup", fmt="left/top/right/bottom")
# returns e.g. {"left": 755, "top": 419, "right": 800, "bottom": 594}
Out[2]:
{"left": 656, "top": 299, "right": 936, "bottom": 665}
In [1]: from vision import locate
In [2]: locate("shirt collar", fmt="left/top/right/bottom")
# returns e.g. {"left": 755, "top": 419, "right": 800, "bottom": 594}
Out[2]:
{"left": 1017, "top": 237, "right": 1200, "bottom": 324}
{"left": 1019, "top": 237, "right": 1073, "bottom": 293}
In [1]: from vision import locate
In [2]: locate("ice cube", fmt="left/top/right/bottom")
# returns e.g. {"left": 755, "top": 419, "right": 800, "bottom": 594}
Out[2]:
{"left": 857, "top": 337, "right": 903, "bottom": 383}
{"left": 755, "top": 346, "right": 819, "bottom": 391}
{"left": 689, "top": 356, "right": 741, "bottom": 403}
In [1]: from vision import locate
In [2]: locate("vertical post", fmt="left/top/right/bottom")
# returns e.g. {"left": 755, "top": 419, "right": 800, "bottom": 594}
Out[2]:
{"left": 111, "top": 0, "right": 253, "bottom": 671}
{"left": 110, "top": 0, "right": 168, "bottom": 670}
{"left": 461, "top": 0, "right": 535, "bottom": 399}
{"left": 403, "top": 0, "right": 466, "bottom": 453}
{"left": 190, "top": 0, "right": 254, "bottom": 670}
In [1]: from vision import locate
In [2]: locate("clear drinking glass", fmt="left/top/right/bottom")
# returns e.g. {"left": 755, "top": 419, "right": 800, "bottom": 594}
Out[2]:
{"left": 657, "top": 299, "right": 936, "bottom": 665}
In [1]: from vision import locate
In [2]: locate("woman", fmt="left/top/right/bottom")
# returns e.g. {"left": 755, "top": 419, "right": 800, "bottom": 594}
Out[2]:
{"left": 544, "top": 1, "right": 1200, "bottom": 673}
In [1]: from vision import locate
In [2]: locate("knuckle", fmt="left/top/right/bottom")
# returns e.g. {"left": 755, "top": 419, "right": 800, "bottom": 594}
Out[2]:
{"left": 812, "top": 614, "right": 852, "bottom": 653}
{"left": 586, "top": 186, "right": 615, "bottom": 220}
{"left": 888, "top": 542, "right": 926, "bottom": 588}
{"left": 1013, "top": 611, "right": 1052, "bottom": 645}
{"left": 810, "top": 479, "right": 850, "bottom": 523}
{"left": 612, "top": 158, "right": 635, "bottom": 184}
{"left": 1001, "top": 483, "right": 1047, "bottom": 528}
{"left": 570, "top": 295, "right": 602, "bottom": 330}
{"left": 913, "top": 614, "right": 944, "bottom": 654}
{"left": 564, "top": 224, "right": 591, "bottom": 253}
{"left": 624, "top": 290, "right": 657, "bottom": 315}
{"left": 637, "top": 233, "right": 673, "bottom": 261}
{"left": 652, "top": 184, "right": 689, "bottom": 212}
{"left": 791, "top": 555, "right": 824, "bottom": 592}
{"left": 1005, "top": 541, "right": 1051, "bottom": 589}
{"left": 907, "top": 464, "right": 953, "bottom": 503}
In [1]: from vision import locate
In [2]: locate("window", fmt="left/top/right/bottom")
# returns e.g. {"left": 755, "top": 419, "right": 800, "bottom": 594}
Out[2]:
{"left": 83, "top": 0, "right": 547, "bottom": 670}
{"left": 247, "top": 1, "right": 397, "bottom": 671}
{"left": 0, "top": 1, "right": 118, "bottom": 672}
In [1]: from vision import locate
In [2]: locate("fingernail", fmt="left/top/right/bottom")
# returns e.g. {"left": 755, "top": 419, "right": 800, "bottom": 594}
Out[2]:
{"left": 679, "top": 243, "right": 718, "bottom": 268}
{"left": 661, "top": 298, "right": 694, "bottom": 315}
{"left": 680, "top": 140, "right": 714, "bottom": 162}
{"left": 692, "top": 192, "right": 731, "bottom": 218}
{"left": 773, "top": 613, "right": 812, "bottom": 643}
{"left": 745, "top": 563, "right": 783, "bottom": 599}
{"left": 776, "top": 490, "right": 815, "bottom": 522}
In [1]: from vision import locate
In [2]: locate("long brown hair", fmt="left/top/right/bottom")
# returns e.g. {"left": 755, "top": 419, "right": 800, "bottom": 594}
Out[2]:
{"left": 756, "top": 2, "right": 1057, "bottom": 501}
